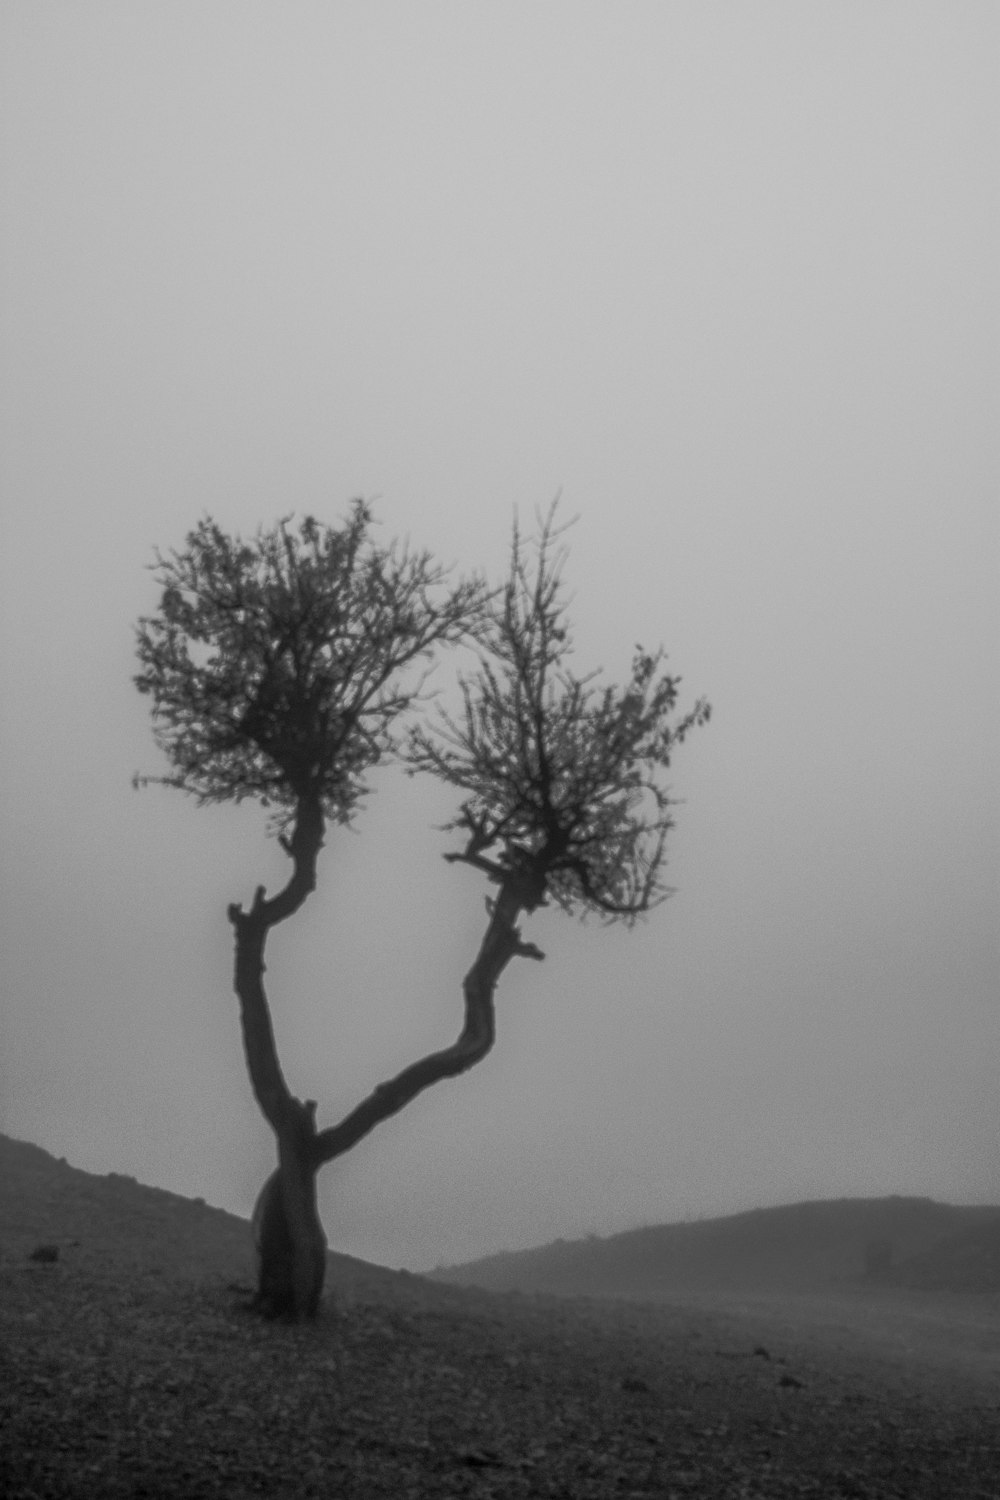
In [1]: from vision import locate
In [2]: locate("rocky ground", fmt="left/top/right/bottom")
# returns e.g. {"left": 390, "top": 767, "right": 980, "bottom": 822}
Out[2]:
{"left": 2, "top": 1139, "right": 999, "bottom": 1498}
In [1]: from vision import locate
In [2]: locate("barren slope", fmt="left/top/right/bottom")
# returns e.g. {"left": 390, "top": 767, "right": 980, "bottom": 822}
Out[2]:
{"left": 2, "top": 1135, "right": 998, "bottom": 1498}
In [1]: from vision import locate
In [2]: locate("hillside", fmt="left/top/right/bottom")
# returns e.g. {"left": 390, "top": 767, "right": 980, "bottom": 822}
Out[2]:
{"left": 0, "top": 1131, "right": 400, "bottom": 1300}
{"left": 432, "top": 1196, "right": 1000, "bottom": 1299}
{"left": 2, "top": 1134, "right": 999, "bottom": 1498}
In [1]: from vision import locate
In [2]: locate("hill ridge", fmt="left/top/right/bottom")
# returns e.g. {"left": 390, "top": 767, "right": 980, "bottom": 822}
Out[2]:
{"left": 432, "top": 1193, "right": 1000, "bottom": 1297}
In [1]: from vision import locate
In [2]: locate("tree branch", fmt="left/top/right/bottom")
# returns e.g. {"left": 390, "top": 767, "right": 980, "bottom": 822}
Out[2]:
{"left": 227, "top": 794, "right": 325, "bottom": 1133}
{"left": 311, "top": 881, "right": 542, "bottom": 1167}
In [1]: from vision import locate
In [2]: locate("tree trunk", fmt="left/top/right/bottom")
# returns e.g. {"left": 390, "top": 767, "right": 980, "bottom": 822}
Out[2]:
{"left": 249, "top": 1098, "right": 327, "bottom": 1318}
{"left": 229, "top": 793, "right": 543, "bottom": 1320}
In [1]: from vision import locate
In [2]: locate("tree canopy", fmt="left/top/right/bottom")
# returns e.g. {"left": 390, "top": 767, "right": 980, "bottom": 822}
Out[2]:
{"left": 409, "top": 507, "right": 710, "bottom": 920}
{"left": 134, "top": 502, "right": 483, "bottom": 829}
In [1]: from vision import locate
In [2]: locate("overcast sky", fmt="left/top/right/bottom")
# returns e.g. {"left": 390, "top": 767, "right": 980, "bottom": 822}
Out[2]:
{"left": 1, "top": 2, "right": 997, "bottom": 1272}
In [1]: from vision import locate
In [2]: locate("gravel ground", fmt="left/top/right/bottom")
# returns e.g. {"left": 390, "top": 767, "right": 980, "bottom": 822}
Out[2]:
{"left": 2, "top": 1140, "right": 999, "bottom": 1498}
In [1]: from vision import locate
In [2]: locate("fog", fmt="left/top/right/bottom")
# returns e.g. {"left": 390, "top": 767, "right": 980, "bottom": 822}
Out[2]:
{"left": 1, "top": 2, "right": 996, "bottom": 1270}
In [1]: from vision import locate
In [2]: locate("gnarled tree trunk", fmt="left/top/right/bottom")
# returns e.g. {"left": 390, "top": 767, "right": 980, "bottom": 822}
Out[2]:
{"left": 230, "top": 795, "right": 544, "bottom": 1321}
{"left": 229, "top": 797, "right": 329, "bottom": 1320}
{"left": 251, "top": 1101, "right": 327, "bottom": 1318}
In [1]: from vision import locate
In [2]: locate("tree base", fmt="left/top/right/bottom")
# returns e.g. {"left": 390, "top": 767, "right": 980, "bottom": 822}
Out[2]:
{"left": 251, "top": 1168, "right": 326, "bottom": 1321}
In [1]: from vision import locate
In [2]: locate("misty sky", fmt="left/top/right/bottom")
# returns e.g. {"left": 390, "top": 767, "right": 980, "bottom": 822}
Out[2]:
{"left": 1, "top": 2, "right": 997, "bottom": 1272}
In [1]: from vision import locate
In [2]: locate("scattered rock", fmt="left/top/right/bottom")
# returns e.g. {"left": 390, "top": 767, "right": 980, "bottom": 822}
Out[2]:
{"left": 459, "top": 1446, "right": 504, "bottom": 1468}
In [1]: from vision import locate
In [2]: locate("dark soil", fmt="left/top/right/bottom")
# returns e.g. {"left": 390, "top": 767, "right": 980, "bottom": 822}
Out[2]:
{"left": 2, "top": 1136, "right": 999, "bottom": 1498}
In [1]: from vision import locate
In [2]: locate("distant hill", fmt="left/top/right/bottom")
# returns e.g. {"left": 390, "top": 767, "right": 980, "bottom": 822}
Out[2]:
{"left": 432, "top": 1196, "right": 1000, "bottom": 1299}
{"left": 889, "top": 1214, "right": 1000, "bottom": 1293}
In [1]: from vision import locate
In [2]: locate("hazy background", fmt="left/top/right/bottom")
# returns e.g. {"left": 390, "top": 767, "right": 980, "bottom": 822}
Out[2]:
{"left": 1, "top": 2, "right": 997, "bottom": 1271}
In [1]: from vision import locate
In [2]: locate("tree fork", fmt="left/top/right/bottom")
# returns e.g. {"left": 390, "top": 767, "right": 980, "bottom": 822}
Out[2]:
{"left": 228, "top": 801, "right": 545, "bottom": 1319}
